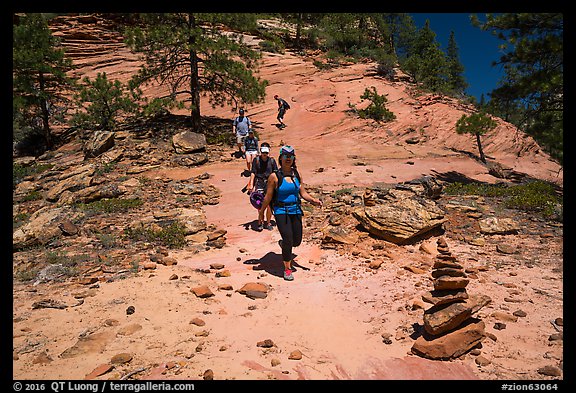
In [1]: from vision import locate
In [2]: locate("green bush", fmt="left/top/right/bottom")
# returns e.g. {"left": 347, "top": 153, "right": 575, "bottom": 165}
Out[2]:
{"left": 124, "top": 221, "right": 187, "bottom": 249}
{"left": 94, "top": 161, "right": 117, "bottom": 176}
{"left": 259, "top": 38, "right": 285, "bottom": 54}
{"left": 76, "top": 198, "right": 143, "bottom": 214}
{"left": 13, "top": 212, "right": 30, "bottom": 230}
{"left": 355, "top": 87, "right": 396, "bottom": 122}
{"left": 22, "top": 190, "right": 43, "bottom": 201}
{"left": 444, "top": 180, "right": 561, "bottom": 218}
{"left": 13, "top": 162, "right": 53, "bottom": 188}
{"left": 72, "top": 72, "right": 140, "bottom": 131}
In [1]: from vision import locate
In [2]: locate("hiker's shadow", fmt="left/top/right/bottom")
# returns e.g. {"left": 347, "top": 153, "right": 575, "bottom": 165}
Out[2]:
{"left": 240, "top": 220, "right": 278, "bottom": 231}
{"left": 244, "top": 251, "right": 310, "bottom": 279}
{"left": 241, "top": 220, "right": 260, "bottom": 231}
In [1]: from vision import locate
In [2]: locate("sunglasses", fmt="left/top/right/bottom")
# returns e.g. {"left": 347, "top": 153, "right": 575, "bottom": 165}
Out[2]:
{"left": 282, "top": 154, "right": 295, "bottom": 159}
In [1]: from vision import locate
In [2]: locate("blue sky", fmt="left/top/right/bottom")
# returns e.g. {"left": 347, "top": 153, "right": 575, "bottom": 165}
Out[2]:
{"left": 410, "top": 13, "right": 505, "bottom": 102}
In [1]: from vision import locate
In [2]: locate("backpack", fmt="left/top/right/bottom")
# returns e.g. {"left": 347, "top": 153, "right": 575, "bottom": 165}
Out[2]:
{"left": 234, "top": 116, "right": 249, "bottom": 125}
{"left": 273, "top": 168, "right": 302, "bottom": 214}
{"left": 234, "top": 116, "right": 250, "bottom": 132}
{"left": 281, "top": 99, "right": 291, "bottom": 110}
{"left": 244, "top": 136, "right": 258, "bottom": 152}
{"left": 253, "top": 157, "right": 277, "bottom": 189}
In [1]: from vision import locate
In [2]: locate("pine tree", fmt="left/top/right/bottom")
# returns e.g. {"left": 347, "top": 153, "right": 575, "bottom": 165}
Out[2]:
{"left": 401, "top": 20, "right": 448, "bottom": 93}
{"left": 446, "top": 31, "right": 468, "bottom": 96}
{"left": 13, "top": 13, "right": 74, "bottom": 150}
{"left": 455, "top": 112, "right": 497, "bottom": 163}
{"left": 123, "top": 13, "right": 268, "bottom": 132}
{"left": 319, "top": 13, "right": 366, "bottom": 56}
{"left": 472, "top": 13, "right": 563, "bottom": 163}
{"left": 72, "top": 72, "right": 141, "bottom": 131}
{"left": 379, "top": 13, "right": 415, "bottom": 58}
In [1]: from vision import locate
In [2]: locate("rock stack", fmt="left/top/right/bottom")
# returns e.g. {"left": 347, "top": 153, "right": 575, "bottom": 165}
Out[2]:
{"left": 411, "top": 237, "right": 491, "bottom": 360}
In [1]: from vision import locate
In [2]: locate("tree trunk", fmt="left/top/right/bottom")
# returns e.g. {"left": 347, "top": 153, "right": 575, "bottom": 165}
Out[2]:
{"left": 476, "top": 132, "right": 486, "bottom": 163}
{"left": 188, "top": 13, "right": 202, "bottom": 132}
{"left": 38, "top": 71, "right": 53, "bottom": 149}
{"left": 295, "top": 13, "right": 302, "bottom": 49}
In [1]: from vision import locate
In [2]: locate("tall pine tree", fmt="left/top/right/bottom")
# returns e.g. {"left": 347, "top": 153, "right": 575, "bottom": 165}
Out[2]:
{"left": 13, "top": 13, "right": 74, "bottom": 150}
{"left": 401, "top": 20, "right": 448, "bottom": 93}
{"left": 445, "top": 31, "right": 468, "bottom": 97}
{"left": 124, "top": 13, "right": 268, "bottom": 132}
{"left": 473, "top": 13, "right": 563, "bottom": 163}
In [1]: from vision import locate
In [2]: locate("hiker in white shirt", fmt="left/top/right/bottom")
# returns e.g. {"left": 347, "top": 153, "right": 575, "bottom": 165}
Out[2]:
{"left": 232, "top": 108, "right": 251, "bottom": 157}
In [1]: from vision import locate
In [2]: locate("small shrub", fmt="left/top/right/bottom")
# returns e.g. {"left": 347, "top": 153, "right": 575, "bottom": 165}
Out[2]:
{"left": 259, "top": 38, "right": 285, "bottom": 54}
{"left": 13, "top": 162, "right": 53, "bottom": 188}
{"left": 44, "top": 250, "right": 92, "bottom": 278}
{"left": 444, "top": 180, "right": 561, "bottom": 218}
{"left": 71, "top": 72, "right": 140, "bottom": 130}
{"left": 333, "top": 187, "right": 353, "bottom": 196}
{"left": 503, "top": 181, "right": 561, "bottom": 217}
{"left": 94, "top": 161, "right": 117, "bottom": 176}
{"left": 96, "top": 232, "right": 119, "bottom": 249}
{"left": 15, "top": 268, "right": 40, "bottom": 282}
{"left": 13, "top": 212, "right": 30, "bottom": 229}
{"left": 313, "top": 59, "right": 333, "bottom": 70}
{"left": 352, "top": 87, "right": 396, "bottom": 122}
{"left": 22, "top": 190, "right": 43, "bottom": 202}
{"left": 205, "top": 131, "right": 232, "bottom": 146}
{"left": 76, "top": 197, "right": 143, "bottom": 214}
{"left": 124, "top": 221, "right": 187, "bottom": 249}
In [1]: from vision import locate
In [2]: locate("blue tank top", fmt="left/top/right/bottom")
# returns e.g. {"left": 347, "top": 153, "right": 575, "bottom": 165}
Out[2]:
{"left": 273, "top": 175, "right": 302, "bottom": 215}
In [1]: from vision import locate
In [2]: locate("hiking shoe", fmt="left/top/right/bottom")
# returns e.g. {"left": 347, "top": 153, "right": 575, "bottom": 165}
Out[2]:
{"left": 256, "top": 224, "right": 263, "bottom": 232}
{"left": 263, "top": 223, "right": 273, "bottom": 230}
{"left": 283, "top": 269, "right": 294, "bottom": 281}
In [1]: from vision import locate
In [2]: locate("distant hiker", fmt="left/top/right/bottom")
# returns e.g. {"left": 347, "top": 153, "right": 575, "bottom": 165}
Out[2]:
{"left": 232, "top": 108, "right": 251, "bottom": 157}
{"left": 247, "top": 142, "right": 278, "bottom": 231}
{"left": 274, "top": 95, "right": 290, "bottom": 129}
{"left": 244, "top": 129, "right": 259, "bottom": 173}
{"left": 260, "top": 145, "right": 322, "bottom": 281}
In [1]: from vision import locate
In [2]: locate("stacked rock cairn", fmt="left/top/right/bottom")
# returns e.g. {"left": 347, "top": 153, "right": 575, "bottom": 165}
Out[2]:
{"left": 411, "top": 237, "right": 492, "bottom": 360}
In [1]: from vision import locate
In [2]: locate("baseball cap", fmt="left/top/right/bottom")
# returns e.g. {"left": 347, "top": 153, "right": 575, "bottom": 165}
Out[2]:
{"left": 280, "top": 145, "right": 295, "bottom": 155}
{"left": 260, "top": 146, "right": 270, "bottom": 153}
{"left": 239, "top": 108, "right": 245, "bottom": 114}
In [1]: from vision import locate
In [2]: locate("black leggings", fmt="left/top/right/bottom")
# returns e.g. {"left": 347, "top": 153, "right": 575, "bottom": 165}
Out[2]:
{"left": 274, "top": 214, "right": 303, "bottom": 262}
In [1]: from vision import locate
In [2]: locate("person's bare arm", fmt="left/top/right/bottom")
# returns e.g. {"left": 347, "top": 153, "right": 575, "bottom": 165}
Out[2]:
{"left": 247, "top": 172, "right": 255, "bottom": 191}
{"left": 299, "top": 176, "right": 322, "bottom": 206}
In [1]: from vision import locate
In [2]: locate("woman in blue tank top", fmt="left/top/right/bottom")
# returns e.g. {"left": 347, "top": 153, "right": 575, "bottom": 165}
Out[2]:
{"left": 260, "top": 146, "right": 322, "bottom": 281}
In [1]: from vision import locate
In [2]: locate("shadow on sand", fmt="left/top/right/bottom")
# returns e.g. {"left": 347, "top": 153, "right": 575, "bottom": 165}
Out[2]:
{"left": 243, "top": 251, "right": 310, "bottom": 279}
{"left": 241, "top": 220, "right": 277, "bottom": 232}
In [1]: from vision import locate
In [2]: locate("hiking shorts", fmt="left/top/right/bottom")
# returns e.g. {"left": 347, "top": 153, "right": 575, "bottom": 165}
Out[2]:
{"left": 236, "top": 135, "right": 247, "bottom": 145}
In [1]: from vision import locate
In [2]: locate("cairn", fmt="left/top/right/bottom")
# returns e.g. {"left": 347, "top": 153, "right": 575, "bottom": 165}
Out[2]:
{"left": 411, "top": 237, "right": 491, "bottom": 360}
